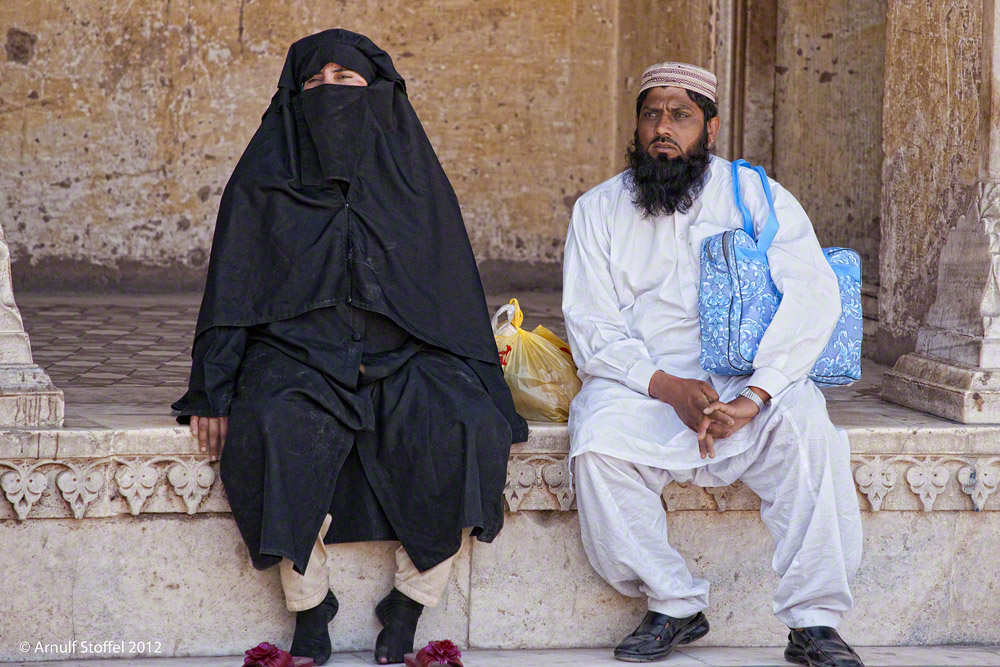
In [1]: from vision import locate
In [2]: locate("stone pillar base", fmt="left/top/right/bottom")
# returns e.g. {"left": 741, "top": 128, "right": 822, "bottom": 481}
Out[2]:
{"left": 882, "top": 353, "right": 1000, "bottom": 423}
{"left": 881, "top": 177, "right": 1000, "bottom": 423}
{"left": 0, "top": 365, "right": 64, "bottom": 427}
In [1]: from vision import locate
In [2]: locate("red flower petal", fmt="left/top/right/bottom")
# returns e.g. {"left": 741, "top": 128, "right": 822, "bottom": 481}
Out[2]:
{"left": 421, "top": 640, "right": 462, "bottom": 663}
{"left": 244, "top": 642, "right": 295, "bottom": 667}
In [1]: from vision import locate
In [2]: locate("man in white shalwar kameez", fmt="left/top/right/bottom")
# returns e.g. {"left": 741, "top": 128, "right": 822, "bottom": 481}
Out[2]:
{"left": 563, "top": 62, "right": 864, "bottom": 666}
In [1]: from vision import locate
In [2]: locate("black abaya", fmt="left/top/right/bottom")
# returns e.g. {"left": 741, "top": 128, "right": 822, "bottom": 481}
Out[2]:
{"left": 185, "top": 306, "right": 513, "bottom": 575}
{"left": 172, "top": 30, "right": 527, "bottom": 575}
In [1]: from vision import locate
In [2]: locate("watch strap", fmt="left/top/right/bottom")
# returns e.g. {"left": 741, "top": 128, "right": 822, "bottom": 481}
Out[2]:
{"left": 738, "top": 386, "right": 765, "bottom": 410}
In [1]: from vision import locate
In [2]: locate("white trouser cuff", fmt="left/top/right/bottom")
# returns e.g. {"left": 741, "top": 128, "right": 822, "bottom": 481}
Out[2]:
{"left": 780, "top": 609, "right": 844, "bottom": 630}
{"left": 647, "top": 597, "right": 707, "bottom": 619}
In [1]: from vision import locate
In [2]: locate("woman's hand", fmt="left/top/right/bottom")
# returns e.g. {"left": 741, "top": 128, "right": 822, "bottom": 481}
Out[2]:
{"left": 190, "top": 416, "right": 228, "bottom": 462}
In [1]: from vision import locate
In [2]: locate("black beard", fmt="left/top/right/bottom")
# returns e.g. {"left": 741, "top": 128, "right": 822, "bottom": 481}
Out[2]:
{"left": 624, "top": 128, "right": 712, "bottom": 219}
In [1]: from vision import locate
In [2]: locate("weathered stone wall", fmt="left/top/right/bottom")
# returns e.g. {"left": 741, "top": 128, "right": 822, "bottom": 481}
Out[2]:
{"left": 614, "top": 0, "right": 717, "bottom": 161}
{"left": 773, "top": 0, "right": 886, "bottom": 287}
{"left": 877, "top": 0, "right": 983, "bottom": 362}
{"left": 4, "top": 509, "right": 1000, "bottom": 659}
{"left": 0, "top": 0, "right": 617, "bottom": 291}
{"left": 0, "top": 0, "right": 912, "bottom": 351}
{"left": 740, "top": 0, "right": 779, "bottom": 174}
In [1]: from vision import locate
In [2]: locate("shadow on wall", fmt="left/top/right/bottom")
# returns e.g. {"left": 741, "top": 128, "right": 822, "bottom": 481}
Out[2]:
{"left": 11, "top": 257, "right": 565, "bottom": 294}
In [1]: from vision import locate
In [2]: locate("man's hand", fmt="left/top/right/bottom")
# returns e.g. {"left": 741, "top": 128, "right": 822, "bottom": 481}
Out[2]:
{"left": 696, "top": 394, "right": 765, "bottom": 459}
{"left": 649, "top": 371, "right": 734, "bottom": 458}
{"left": 190, "top": 416, "right": 228, "bottom": 462}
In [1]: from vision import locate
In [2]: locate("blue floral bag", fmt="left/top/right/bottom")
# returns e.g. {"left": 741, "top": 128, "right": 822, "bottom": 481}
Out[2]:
{"left": 698, "top": 160, "right": 862, "bottom": 386}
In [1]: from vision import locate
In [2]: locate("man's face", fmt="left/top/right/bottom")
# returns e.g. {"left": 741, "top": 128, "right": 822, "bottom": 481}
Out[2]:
{"left": 636, "top": 86, "right": 719, "bottom": 158}
{"left": 302, "top": 62, "right": 368, "bottom": 90}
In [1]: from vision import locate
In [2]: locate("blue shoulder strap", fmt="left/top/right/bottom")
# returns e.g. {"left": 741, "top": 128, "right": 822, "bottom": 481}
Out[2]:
{"left": 730, "top": 159, "right": 755, "bottom": 236}
{"left": 751, "top": 165, "right": 779, "bottom": 253}
{"left": 731, "top": 159, "right": 780, "bottom": 254}
{"left": 732, "top": 161, "right": 858, "bottom": 283}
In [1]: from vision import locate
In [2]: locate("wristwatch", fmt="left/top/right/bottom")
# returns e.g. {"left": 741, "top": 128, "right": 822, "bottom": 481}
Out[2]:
{"left": 738, "top": 386, "right": 766, "bottom": 410}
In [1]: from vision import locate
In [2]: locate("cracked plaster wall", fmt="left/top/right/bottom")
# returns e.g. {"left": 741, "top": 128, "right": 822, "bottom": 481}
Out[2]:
{"left": 2, "top": 1, "right": 893, "bottom": 309}
{"left": 1, "top": 0, "right": 623, "bottom": 291}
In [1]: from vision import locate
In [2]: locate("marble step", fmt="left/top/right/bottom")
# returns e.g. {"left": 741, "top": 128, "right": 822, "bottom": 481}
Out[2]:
{"left": 12, "top": 646, "right": 1000, "bottom": 667}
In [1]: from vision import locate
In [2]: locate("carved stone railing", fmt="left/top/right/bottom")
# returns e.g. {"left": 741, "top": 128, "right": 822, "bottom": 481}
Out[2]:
{"left": 504, "top": 452, "right": 1000, "bottom": 513}
{"left": 2, "top": 422, "right": 998, "bottom": 521}
{"left": 0, "top": 425, "right": 225, "bottom": 521}
{"left": 0, "top": 456, "right": 222, "bottom": 520}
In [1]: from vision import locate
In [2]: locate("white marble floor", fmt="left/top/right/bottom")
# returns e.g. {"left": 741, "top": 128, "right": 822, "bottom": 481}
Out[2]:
{"left": 19, "top": 291, "right": 995, "bottom": 443}
{"left": 15, "top": 646, "right": 1000, "bottom": 667}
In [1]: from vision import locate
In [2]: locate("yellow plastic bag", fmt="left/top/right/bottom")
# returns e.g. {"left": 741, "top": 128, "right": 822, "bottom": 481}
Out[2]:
{"left": 492, "top": 298, "right": 581, "bottom": 422}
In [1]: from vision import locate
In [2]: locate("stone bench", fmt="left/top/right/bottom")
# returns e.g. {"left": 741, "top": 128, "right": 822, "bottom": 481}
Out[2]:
{"left": 2, "top": 363, "right": 999, "bottom": 661}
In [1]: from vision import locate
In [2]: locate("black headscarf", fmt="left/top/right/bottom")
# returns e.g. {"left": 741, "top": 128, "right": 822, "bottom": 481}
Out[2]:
{"left": 194, "top": 29, "right": 501, "bottom": 366}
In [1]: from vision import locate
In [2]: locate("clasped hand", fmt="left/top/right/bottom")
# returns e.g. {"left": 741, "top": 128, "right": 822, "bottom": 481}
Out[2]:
{"left": 649, "top": 371, "right": 760, "bottom": 460}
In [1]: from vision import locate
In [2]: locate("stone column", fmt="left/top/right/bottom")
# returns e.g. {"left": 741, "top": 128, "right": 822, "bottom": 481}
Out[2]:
{"left": 875, "top": 0, "right": 983, "bottom": 364}
{"left": 0, "top": 225, "right": 63, "bottom": 426}
{"left": 882, "top": 0, "right": 1000, "bottom": 422}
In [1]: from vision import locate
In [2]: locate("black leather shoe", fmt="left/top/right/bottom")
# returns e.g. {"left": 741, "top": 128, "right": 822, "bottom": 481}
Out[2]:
{"left": 785, "top": 627, "right": 864, "bottom": 667}
{"left": 289, "top": 590, "right": 339, "bottom": 666}
{"left": 613, "top": 610, "right": 710, "bottom": 663}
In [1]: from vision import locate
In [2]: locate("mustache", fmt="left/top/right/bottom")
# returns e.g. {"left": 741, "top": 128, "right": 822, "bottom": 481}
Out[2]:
{"left": 650, "top": 137, "right": 681, "bottom": 150}
{"left": 624, "top": 128, "right": 712, "bottom": 219}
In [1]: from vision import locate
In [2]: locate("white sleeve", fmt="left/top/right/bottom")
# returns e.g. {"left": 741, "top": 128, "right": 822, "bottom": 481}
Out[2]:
{"left": 744, "top": 176, "right": 841, "bottom": 398}
{"left": 562, "top": 195, "right": 660, "bottom": 396}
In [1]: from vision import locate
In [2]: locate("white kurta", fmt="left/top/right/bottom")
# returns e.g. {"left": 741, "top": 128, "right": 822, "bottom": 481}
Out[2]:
{"left": 563, "top": 155, "right": 842, "bottom": 470}
{"left": 562, "top": 155, "right": 862, "bottom": 629}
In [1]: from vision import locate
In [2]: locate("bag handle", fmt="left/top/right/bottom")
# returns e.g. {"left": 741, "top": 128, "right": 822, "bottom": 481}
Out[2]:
{"left": 731, "top": 159, "right": 780, "bottom": 254}
{"left": 731, "top": 159, "right": 755, "bottom": 237}
{"left": 491, "top": 298, "right": 524, "bottom": 334}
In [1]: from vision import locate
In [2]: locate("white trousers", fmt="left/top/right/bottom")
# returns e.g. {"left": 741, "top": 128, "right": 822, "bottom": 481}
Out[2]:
{"left": 279, "top": 513, "right": 470, "bottom": 611}
{"left": 573, "top": 382, "right": 862, "bottom": 629}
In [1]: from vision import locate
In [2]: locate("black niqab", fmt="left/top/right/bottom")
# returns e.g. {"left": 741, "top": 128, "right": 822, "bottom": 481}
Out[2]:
{"left": 195, "top": 29, "right": 502, "bottom": 368}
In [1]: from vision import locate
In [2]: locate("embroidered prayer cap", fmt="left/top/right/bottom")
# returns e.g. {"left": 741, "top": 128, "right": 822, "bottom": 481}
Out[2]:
{"left": 639, "top": 62, "right": 717, "bottom": 104}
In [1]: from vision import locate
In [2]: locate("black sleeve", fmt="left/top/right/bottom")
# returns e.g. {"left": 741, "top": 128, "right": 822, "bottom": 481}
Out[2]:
{"left": 171, "top": 326, "right": 249, "bottom": 424}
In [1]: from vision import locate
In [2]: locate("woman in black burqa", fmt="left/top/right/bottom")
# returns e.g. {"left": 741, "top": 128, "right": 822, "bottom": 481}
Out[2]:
{"left": 172, "top": 29, "right": 527, "bottom": 666}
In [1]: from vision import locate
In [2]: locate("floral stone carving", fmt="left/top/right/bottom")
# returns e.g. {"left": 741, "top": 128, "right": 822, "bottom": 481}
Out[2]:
{"left": 1, "top": 453, "right": 999, "bottom": 519}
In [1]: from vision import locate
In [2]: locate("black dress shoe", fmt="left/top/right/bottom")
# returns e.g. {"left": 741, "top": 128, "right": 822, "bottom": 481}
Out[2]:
{"left": 785, "top": 627, "right": 864, "bottom": 667}
{"left": 289, "top": 590, "right": 339, "bottom": 666}
{"left": 613, "top": 610, "right": 710, "bottom": 663}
